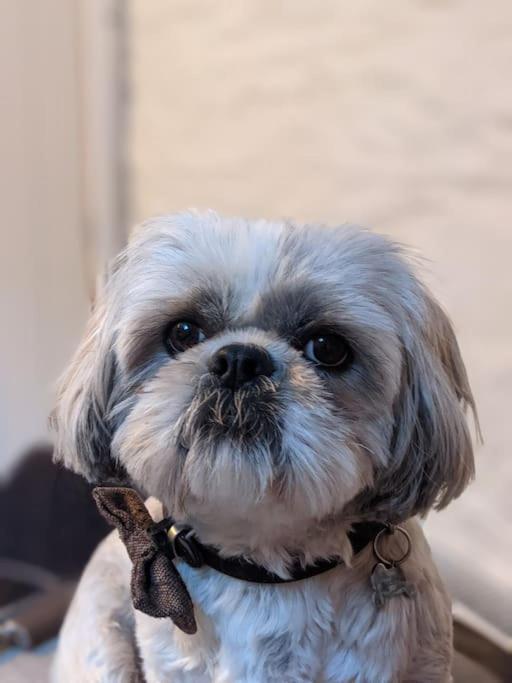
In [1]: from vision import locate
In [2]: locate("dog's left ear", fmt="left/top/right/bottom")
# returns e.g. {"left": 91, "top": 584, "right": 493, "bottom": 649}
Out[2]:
{"left": 50, "top": 297, "right": 122, "bottom": 482}
{"left": 370, "top": 290, "right": 479, "bottom": 522}
{"left": 50, "top": 254, "right": 130, "bottom": 483}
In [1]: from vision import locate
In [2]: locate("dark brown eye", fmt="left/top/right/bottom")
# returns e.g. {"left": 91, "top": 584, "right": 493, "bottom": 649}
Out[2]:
{"left": 165, "top": 321, "right": 206, "bottom": 354}
{"left": 303, "top": 333, "right": 351, "bottom": 368}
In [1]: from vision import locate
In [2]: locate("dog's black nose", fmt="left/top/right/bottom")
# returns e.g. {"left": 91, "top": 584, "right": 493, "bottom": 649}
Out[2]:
{"left": 209, "top": 343, "right": 275, "bottom": 389}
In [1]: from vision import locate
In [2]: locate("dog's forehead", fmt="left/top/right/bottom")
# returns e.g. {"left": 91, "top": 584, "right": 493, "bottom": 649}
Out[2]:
{"left": 132, "top": 215, "right": 290, "bottom": 315}
{"left": 190, "top": 219, "right": 289, "bottom": 315}
{"left": 127, "top": 213, "right": 413, "bottom": 328}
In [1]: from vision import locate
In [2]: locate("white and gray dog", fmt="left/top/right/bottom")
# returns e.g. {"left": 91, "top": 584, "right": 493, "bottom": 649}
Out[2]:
{"left": 52, "top": 212, "right": 476, "bottom": 682}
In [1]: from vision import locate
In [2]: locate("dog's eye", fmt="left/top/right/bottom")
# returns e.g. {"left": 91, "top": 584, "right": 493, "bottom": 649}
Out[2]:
{"left": 165, "top": 321, "right": 206, "bottom": 354}
{"left": 303, "top": 333, "right": 351, "bottom": 368}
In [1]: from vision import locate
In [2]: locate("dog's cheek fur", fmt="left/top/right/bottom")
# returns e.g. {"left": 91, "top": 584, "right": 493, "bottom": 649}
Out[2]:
{"left": 354, "top": 291, "right": 477, "bottom": 523}
{"left": 277, "top": 360, "right": 375, "bottom": 518}
{"left": 112, "top": 359, "right": 198, "bottom": 504}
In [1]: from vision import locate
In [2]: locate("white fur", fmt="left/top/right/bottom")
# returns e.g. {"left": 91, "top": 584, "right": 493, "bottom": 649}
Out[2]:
{"left": 52, "top": 213, "right": 475, "bottom": 682}
{"left": 54, "top": 500, "right": 452, "bottom": 682}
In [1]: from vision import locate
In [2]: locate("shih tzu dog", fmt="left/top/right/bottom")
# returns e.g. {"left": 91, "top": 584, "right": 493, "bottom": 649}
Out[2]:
{"left": 51, "top": 212, "right": 476, "bottom": 682}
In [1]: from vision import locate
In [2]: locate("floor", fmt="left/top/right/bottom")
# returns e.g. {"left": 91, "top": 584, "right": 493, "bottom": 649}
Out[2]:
{"left": 0, "top": 641, "right": 55, "bottom": 683}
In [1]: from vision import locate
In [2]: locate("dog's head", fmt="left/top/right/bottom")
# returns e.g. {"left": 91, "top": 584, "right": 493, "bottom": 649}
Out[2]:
{"left": 52, "top": 212, "right": 476, "bottom": 531}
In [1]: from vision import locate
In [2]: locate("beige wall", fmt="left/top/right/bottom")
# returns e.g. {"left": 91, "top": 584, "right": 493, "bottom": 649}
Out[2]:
{"left": 128, "top": 0, "right": 512, "bottom": 618}
{"left": 0, "top": 1, "right": 126, "bottom": 475}
{"left": 0, "top": 1, "right": 89, "bottom": 473}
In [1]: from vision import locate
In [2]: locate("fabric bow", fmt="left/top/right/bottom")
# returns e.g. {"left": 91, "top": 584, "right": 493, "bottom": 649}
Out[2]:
{"left": 92, "top": 487, "right": 197, "bottom": 634}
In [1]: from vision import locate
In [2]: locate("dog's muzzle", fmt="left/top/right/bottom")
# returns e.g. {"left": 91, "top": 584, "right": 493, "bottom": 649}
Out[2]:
{"left": 181, "top": 369, "right": 282, "bottom": 446}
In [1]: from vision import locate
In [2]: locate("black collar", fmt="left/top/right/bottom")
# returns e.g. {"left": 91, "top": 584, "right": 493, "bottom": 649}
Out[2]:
{"left": 151, "top": 517, "right": 387, "bottom": 584}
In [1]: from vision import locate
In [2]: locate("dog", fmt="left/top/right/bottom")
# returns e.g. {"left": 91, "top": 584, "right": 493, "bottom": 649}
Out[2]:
{"left": 51, "top": 211, "right": 476, "bottom": 682}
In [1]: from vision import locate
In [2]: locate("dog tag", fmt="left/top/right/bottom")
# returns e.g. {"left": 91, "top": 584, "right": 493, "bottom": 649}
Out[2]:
{"left": 371, "top": 562, "right": 416, "bottom": 609}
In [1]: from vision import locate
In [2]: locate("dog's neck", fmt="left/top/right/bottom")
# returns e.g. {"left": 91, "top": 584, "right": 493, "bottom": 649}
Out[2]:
{"left": 170, "top": 499, "right": 355, "bottom": 578}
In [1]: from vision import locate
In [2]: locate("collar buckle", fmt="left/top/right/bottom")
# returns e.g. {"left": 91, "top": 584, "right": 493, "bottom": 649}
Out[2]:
{"left": 167, "top": 523, "right": 204, "bottom": 568}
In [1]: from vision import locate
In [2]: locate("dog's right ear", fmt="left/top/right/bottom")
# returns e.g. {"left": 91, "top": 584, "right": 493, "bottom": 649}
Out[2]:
{"left": 51, "top": 290, "right": 123, "bottom": 483}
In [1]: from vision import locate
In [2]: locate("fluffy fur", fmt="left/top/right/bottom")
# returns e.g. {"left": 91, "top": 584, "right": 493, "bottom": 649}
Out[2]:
{"left": 51, "top": 212, "right": 477, "bottom": 682}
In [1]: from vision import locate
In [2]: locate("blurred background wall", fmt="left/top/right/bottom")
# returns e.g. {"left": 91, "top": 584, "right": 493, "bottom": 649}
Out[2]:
{"left": 1, "top": 0, "right": 510, "bottom": 631}
{"left": 0, "top": 2, "right": 88, "bottom": 474}
{"left": 0, "top": 0, "right": 125, "bottom": 475}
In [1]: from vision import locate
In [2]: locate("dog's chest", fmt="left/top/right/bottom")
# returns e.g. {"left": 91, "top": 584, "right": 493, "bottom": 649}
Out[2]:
{"left": 136, "top": 564, "right": 372, "bottom": 683}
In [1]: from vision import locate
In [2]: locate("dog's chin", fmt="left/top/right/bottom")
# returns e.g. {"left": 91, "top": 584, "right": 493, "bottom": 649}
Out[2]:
{"left": 175, "top": 434, "right": 370, "bottom": 570}
{"left": 177, "top": 436, "right": 369, "bottom": 528}
{"left": 175, "top": 380, "right": 283, "bottom": 507}
{"left": 180, "top": 436, "right": 279, "bottom": 511}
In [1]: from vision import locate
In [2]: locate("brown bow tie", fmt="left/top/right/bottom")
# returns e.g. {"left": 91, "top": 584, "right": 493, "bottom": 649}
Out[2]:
{"left": 93, "top": 487, "right": 197, "bottom": 634}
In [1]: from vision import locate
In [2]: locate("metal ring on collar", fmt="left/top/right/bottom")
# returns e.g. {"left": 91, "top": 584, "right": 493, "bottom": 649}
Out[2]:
{"left": 167, "top": 523, "right": 204, "bottom": 568}
{"left": 372, "top": 524, "right": 412, "bottom": 567}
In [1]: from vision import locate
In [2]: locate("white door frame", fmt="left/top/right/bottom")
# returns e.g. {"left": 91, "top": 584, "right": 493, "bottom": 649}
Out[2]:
{"left": 77, "top": 0, "right": 128, "bottom": 296}
{"left": 0, "top": 0, "right": 127, "bottom": 473}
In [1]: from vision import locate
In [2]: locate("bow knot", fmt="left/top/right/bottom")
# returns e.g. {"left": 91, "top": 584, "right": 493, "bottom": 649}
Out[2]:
{"left": 93, "top": 487, "right": 197, "bottom": 634}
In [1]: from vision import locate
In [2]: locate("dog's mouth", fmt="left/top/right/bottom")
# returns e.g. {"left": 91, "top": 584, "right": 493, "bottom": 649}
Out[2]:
{"left": 178, "top": 375, "right": 283, "bottom": 448}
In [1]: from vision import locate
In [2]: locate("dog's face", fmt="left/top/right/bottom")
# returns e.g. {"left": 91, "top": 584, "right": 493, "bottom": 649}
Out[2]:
{"left": 53, "top": 213, "right": 476, "bottom": 529}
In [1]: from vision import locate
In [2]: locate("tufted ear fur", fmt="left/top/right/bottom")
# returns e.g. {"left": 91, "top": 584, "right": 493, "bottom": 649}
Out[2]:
{"left": 51, "top": 280, "right": 126, "bottom": 483}
{"left": 360, "top": 291, "right": 479, "bottom": 523}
